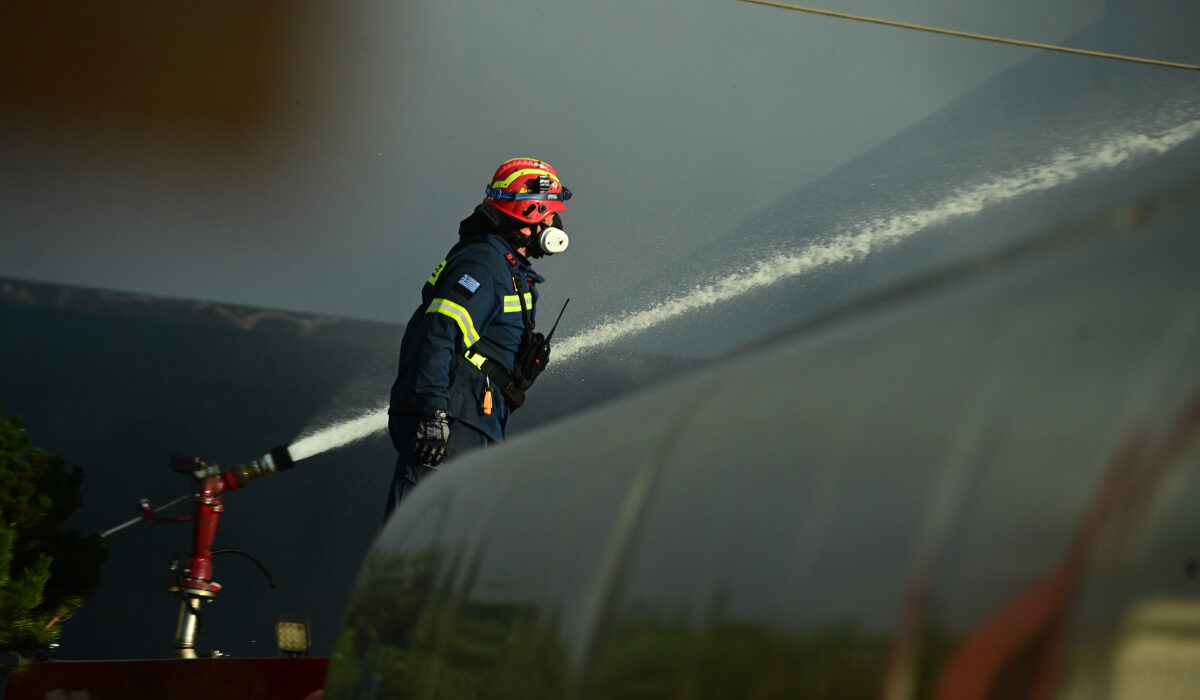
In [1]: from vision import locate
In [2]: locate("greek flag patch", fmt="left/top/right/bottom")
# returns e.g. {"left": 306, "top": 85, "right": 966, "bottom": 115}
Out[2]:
{"left": 456, "top": 274, "right": 481, "bottom": 295}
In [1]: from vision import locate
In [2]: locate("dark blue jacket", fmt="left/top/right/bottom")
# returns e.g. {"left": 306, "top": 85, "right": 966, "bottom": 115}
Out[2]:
{"left": 389, "top": 210, "right": 542, "bottom": 441}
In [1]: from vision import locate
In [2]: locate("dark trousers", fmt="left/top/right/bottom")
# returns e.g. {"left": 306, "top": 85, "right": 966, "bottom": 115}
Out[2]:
{"left": 385, "top": 412, "right": 491, "bottom": 519}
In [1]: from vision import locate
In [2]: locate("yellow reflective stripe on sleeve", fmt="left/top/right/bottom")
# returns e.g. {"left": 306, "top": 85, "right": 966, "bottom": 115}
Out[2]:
{"left": 502, "top": 293, "right": 534, "bottom": 313}
{"left": 464, "top": 350, "right": 488, "bottom": 369}
{"left": 492, "top": 168, "right": 559, "bottom": 190}
{"left": 427, "top": 298, "right": 481, "bottom": 347}
{"left": 427, "top": 260, "right": 447, "bottom": 286}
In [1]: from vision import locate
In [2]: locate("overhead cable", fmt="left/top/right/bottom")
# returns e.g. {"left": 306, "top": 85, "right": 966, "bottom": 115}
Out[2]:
{"left": 739, "top": 0, "right": 1200, "bottom": 72}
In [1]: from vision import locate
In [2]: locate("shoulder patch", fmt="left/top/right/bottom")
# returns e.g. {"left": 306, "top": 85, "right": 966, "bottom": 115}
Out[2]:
{"left": 428, "top": 260, "right": 447, "bottom": 286}
{"left": 456, "top": 273, "right": 482, "bottom": 295}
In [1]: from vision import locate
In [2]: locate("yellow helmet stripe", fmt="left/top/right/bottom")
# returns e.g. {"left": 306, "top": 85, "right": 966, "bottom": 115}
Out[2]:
{"left": 492, "top": 168, "right": 561, "bottom": 191}
{"left": 427, "top": 298, "right": 481, "bottom": 347}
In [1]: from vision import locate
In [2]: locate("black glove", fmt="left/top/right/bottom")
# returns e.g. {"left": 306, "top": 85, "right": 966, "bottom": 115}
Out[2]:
{"left": 412, "top": 411, "right": 450, "bottom": 467}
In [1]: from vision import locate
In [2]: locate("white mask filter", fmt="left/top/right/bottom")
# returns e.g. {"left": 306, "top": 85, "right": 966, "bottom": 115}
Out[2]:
{"left": 537, "top": 227, "right": 569, "bottom": 255}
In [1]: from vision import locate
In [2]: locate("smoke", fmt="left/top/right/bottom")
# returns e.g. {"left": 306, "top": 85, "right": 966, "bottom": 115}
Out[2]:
{"left": 283, "top": 116, "right": 1200, "bottom": 463}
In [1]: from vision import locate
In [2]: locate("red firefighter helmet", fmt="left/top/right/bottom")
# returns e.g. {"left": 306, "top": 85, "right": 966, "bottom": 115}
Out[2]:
{"left": 483, "top": 158, "right": 572, "bottom": 225}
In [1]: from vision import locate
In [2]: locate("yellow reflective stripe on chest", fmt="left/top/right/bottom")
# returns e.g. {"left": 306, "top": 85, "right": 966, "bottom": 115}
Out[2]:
{"left": 427, "top": 260, "right": 447, "bottom": 286}
{"left": 502, "top": 293, "right": 534, "bottom": 313}
{"left": 427, "top": 298, "right": 481, "bottom": 347}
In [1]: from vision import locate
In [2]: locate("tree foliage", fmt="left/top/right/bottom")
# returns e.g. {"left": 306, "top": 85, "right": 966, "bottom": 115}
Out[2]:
{"left": 0, "top": 414, "right": 107, "bottom": 661}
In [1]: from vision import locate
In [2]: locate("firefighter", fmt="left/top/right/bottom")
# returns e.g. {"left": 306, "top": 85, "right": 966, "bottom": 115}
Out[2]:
{"left": 385, "top": 158, "right": 571, "bottom": 516}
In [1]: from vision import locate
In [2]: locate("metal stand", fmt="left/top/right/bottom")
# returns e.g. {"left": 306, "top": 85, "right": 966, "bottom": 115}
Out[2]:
{"left": 101, "top": 446, "right": 294, "bottom": 659}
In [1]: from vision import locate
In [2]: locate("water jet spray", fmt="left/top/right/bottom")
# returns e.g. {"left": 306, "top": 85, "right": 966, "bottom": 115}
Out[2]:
{"left": 110, "top": 117, "right": 1200, "bottom": 573}
{"left": 278, "top": 116, "right": 1200, "bottom": 457}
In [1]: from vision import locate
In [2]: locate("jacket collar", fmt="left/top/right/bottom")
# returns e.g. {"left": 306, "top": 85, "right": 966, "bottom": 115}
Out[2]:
{"left": 458, "top": 204, "right": 545, "bottom": 283}
{"left": 483, "top": 234, "right": 545, "bottom": 283}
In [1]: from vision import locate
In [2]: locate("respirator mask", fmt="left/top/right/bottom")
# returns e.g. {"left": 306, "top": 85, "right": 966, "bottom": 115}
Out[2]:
{"left": 534, "top": 225, "right": 569, "bottom": 255}
{"left": 525, "top": 214, "right": 568, "bottom": 258}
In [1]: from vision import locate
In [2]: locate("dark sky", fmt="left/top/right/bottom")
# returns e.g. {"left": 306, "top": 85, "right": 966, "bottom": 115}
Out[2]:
{"left": 0, "top": 0, "right": 1106, "bottom": 352}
